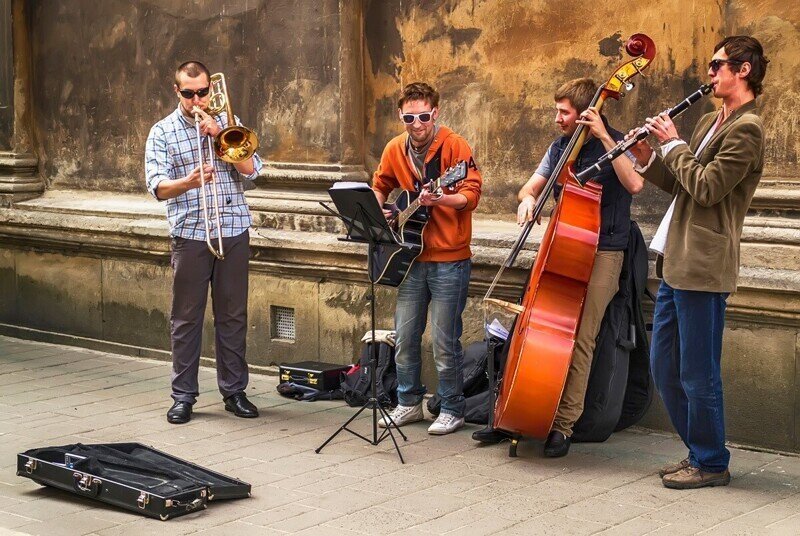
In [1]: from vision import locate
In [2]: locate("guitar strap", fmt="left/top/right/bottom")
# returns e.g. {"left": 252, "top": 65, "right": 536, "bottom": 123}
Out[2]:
{"left": 424, "top": 145, "right": 444, "bottom": 187}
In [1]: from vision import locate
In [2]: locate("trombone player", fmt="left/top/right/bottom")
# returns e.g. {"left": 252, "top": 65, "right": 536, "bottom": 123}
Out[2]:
{"left": 145, "top": 61, "right": 262, "bottom": 424}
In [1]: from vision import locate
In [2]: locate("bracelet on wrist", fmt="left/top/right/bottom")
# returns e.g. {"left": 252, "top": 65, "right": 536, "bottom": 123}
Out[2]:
{"left": 660, "top": 136, "right": 681, "bottom": 146}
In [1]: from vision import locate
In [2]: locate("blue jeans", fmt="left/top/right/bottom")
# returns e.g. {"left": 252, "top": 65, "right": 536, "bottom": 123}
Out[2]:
{"left": 650, "top": 280, "right": 730, "bottom": 472}
{"left": 394, "top": 259, "right": 471, "bottom": 417}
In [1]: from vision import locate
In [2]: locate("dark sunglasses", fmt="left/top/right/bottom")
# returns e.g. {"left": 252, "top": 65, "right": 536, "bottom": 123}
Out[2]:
{"left": 400, "top": 111, "right": 434, "bottom": 124}
{"left": 708, "top": 59, "right": 743, "bottom": 73}
{"left": 178, "top": 87, "right": 210, "bottom": 99}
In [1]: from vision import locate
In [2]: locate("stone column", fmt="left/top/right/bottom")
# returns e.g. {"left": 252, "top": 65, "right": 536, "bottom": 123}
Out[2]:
{"left": 0, "top": 0, "right": 41, "bottom": 207}
{"left": 247, "top": 0, "right": 368, "bottom": 234}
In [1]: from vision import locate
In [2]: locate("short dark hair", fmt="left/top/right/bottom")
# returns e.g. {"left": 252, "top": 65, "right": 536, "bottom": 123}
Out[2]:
{"left": 175, "top": 61, "right": 211, "bottom": 87}
{"left": 714, "top": 36, "right": 769, "bottom": 96}
{"left": 554, "top": 78, "right": 597, "bottom": 114}
{"left": 397, "top": 82, "right": 439, "bottom": 109}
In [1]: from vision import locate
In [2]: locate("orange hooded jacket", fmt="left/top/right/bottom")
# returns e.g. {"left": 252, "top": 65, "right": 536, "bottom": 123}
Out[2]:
{"left": 371, "top": 126, "right": 482, "bottom": 262}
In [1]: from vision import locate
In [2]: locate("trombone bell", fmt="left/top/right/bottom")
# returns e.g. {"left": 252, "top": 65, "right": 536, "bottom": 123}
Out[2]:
{"left": 208, "top": 73, "right": 259, "bottom": 163}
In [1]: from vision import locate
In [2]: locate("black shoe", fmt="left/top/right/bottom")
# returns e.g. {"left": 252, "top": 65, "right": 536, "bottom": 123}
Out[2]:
{"left": 544, "top": 430, "right": 571, "bottom": 457}
{"left": 224, "top": 392, "right": 259, "bottom": 418}
{"left": 472, "top": 428, "right": 514, "bottom": 444}
{"left": 167, "top": 401, "right": 192, "bottom": 424}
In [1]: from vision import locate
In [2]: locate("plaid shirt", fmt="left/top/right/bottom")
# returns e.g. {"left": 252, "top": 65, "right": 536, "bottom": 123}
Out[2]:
{"left": 145, "top": 105, "right": 262, "bottom": 240}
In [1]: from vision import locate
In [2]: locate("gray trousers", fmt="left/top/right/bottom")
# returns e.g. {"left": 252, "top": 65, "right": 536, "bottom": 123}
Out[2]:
{"left": 169, "top": 230, "right": 250, "bottom": 404}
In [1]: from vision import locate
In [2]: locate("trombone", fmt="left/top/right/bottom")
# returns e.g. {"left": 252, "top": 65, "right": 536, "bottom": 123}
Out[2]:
{"left": 193, "top": 72, "right": 259, "bottom": 259}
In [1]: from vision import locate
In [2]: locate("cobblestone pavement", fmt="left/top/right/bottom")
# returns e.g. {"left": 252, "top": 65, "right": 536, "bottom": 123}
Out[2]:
{"left": 1, "top": 335, "right": 799, "bottom": 535}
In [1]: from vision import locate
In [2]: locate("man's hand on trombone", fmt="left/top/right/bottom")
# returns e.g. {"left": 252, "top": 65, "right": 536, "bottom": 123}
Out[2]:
{"left": 192, "top": 106, "right": 222, "bottom": 137}
{"left": 184, "top": 164, "right": 215, "bottom": 190}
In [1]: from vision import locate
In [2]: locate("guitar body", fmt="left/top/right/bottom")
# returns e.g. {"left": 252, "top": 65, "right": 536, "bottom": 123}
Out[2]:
{"left": 370, "top": 190, "right": 428, "bottom": 287}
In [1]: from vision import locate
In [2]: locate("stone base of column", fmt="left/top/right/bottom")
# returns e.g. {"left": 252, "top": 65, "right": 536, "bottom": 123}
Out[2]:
{"left": 0, "top": 152, "right": 42, "bottom": 207}
{"left": 249, "top": 161, "right": 369, "bottom": 233}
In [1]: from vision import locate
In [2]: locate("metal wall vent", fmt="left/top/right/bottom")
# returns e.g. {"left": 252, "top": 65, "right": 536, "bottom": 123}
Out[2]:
{"left": 271, "top": 305, "right": 296, "bottom": 341}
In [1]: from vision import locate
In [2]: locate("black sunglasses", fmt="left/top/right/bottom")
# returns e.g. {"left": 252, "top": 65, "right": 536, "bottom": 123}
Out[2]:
{"left": 178, "top": 87, "right": 210, "bottom": 99}
{"left": 708, "top": 59, "right": 743, "bottom": 73}
{"left": 400, "top": 111, "right": 434, "bottom": 124}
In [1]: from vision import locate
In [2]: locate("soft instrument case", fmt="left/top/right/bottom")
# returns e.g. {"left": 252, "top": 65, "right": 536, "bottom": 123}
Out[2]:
{"left": 17, "top": 442, "right": 250, "bottom": 520}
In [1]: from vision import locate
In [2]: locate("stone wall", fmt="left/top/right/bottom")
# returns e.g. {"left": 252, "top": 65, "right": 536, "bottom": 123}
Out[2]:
{"left": 361, "top": 1, "right": 799, "bottom": 220}
{"left": 1, "top": 0, "right": 799, "bottom": 452}
{"left": 25, "top": 0, "right": 354, "bottom": 191}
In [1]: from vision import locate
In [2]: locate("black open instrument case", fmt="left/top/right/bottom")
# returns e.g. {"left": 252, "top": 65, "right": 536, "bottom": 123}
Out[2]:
{"left": 17, "top": 442, "right": 250, "bottom": 521}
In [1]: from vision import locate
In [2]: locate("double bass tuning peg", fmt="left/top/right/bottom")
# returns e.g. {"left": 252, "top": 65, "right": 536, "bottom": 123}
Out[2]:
{"left": 619, "top": 82, "right": 635, "bottom": 98}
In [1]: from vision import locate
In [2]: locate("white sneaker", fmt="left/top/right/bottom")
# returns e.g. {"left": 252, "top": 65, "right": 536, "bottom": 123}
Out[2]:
{"left": 378, "top": 403, "right": 424, "bottom": 428}
{"left": 427, "top": 413, "right": 465, "bottom": 435}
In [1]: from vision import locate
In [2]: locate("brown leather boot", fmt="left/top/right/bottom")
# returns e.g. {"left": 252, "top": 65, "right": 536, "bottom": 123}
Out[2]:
{"left": 658, "top": 457, "right": 690, "bottom": 478}
{"left": 662, "top": 466, "right": 731, "bottom": 489}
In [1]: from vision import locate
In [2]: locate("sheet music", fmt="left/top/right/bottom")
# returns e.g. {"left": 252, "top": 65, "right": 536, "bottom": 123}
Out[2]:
{"left": 330, "top": 181, "right": 372, "bottom": 190}
{"left": 486, "top": 319, "right": 510, "bottom": 341}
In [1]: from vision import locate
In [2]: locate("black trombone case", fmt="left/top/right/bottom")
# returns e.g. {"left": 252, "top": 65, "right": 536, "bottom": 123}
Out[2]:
{"left": 17, "top": 442, "right": 250, "bottom": 521}
{"left": 279, "top": 360, "right": 352, "bottom": 390}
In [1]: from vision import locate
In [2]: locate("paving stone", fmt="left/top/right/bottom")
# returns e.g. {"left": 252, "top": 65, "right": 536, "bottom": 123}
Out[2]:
{"left": 594, "top": 516, "right": 669, "bottom": 535}
{"left": 0, "top": 511, "right": 37, "bottom": 529}
{"left": 192, "top": 520, "right": 285, "bottom": 535}
{"left": 15, "top": 514, "right": 118, "bottom": 536}
{"left": 95, "top": 518, "right": 199, "bottom": 536}
{"left": 299, "top": 485, "right": 392, "bottom": 514}
{"left": 503, "top": 511, "right": 609, "bottom": 535}
{"left": 324, "top": 505, "right": 425, "bottom": 534}
{"left": 378, "top": 488, "right": 478, "bottom": 520}
{"left": 411, "top": 506, "right": 519, "bottom": 535}
{"left": 639, "top": 498, "right": 743, "bottom": 531}
{"left": 515, "top": 478, "right": 608, "bottom": 504}
{"left": 265, "top": 506, "right": 344, "bottom": 532}
{"left": 291, "top": 524, "right": 363, "bottom": 536}
{"left": 556, "top": 497, "right": 654, "bottom": 526}
{"left": 467, "top": 493, "right": 567, "bottom": 523}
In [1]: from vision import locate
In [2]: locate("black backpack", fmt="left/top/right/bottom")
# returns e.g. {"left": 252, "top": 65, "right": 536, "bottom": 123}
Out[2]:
{"left": 339, "top": 341, "right": 398, "bottom": 408}
{"left": 427, "top": 338, "right": 505, "bottom": 424}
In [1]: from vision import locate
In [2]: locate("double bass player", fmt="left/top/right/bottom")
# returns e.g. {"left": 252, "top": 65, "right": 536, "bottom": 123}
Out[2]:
{"left": 514, "top": 78, "right": 645, "bottom": 457}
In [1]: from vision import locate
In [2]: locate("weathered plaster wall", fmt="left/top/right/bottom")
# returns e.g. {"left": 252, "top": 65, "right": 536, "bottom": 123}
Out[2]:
{"left": 23, "top": 1, "right": 799, "bottom": 216}
{"left": 27, "top": 0, "right": 344, "bottom": 191}
{"left": 363, "top": 0, "right": 799, "bottom": 218}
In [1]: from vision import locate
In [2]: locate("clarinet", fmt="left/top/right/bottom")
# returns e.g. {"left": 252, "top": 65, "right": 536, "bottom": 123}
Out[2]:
{"left": 574, "top": 83, "right": 714, "bottom": 185}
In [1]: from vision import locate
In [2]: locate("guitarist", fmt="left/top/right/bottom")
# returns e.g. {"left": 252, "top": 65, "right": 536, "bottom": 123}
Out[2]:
{"left": 372, "top": 82, "right": 483, "bottom": 435}
{"left": 516, "top": 78, "right": 645, "bottom": 457}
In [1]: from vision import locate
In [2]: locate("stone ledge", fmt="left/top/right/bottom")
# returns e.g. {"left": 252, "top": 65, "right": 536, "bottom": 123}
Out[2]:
{"left": 1, "top": 189, "right": 798, "bottom": 323}
{"left": 751, "top": 179, "right": 800, "bottom": 212}
{"left": 256, "top": 161, "right": 370, "bottom": 189}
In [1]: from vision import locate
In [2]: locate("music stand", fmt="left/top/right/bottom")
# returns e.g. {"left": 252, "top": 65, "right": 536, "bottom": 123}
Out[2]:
{"left": 315, "top": 182, "right": 409, "bottom": 463}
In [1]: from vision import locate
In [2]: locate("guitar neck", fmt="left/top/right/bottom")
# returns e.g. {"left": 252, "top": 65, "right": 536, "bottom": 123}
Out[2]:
{"left": 397, "top": 176, "right": 442, "bottom": 227}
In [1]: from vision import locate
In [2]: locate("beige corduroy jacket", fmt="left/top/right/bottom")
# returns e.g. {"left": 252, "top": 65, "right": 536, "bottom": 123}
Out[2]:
{"left": 643, "top": 100, "right": 764, "bottom": 293}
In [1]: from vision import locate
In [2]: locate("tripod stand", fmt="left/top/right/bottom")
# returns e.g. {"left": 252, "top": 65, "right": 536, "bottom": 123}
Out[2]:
{"left": 315, "top": 184, "right": 409, "bottom": 463}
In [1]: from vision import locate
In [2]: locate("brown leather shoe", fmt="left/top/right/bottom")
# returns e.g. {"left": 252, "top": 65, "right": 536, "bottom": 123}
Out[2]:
{"left": 658, "top": 457, "right": 690, "bottom": 478}
{"left": 662, "top": 466, "right": 731, "bottom": 489}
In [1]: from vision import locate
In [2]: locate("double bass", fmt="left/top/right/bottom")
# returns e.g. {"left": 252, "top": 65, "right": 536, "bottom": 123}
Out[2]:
{"left": 483, "top": 34, "right": 656, "bottom": 455}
